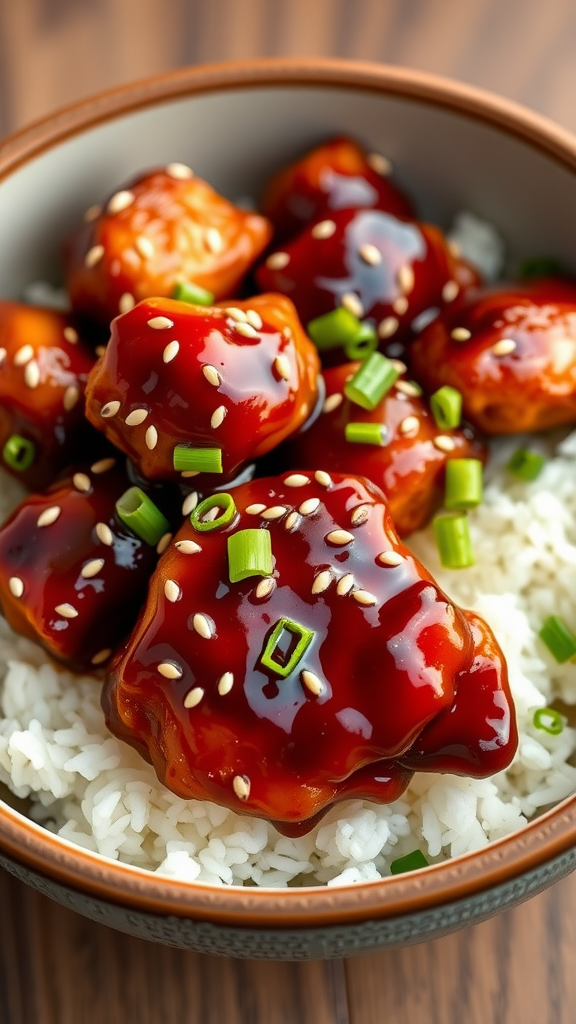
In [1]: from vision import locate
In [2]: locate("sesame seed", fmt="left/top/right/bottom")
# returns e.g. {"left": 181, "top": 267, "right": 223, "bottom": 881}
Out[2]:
{"left": 255, "top": 577, "right": 276, "bottom": 599}
{"left": 81, "top": 558, "right": 105, "bottom": 579}
{"left": 63, "top": 385, "right": 80, "bottom": 412}
{"left": 135, "top": 236, "right": 155, "bottom": 260}
{"left": 147, "top": 316, "right": 174, "bottom": 330}
{"left": 96, "top": 522, "right": 114, "bottom": 546}
{"left": 491, "top": 338, "right": 517, "bottom": 356}
{"left": 164, "top": 579, "right": 181, "bottom": 603}
{"left": 367, "top": 152, "right": 392, "bottom": 176}
{"left": 337, "top": 573, "right": 355, "bottom": 596}
{"left": 24, "top": 361, "right": 40, "bottom": 389}
{"left": 145, "top": 425, "right": 158, "bottom": 450}
{"left": 312, "top": 569, "right": 333, "bottom": 594}
{"left": 107, "top": 190, "right": 134, "bottom": 215}
{"left": 378, "top": 317, "right": 399, "bottom": 339}
{"left": 448, "top": 239, "right": 461, "bottom": 258}
{"left": 91, "top": 648, "right": 112, "bottom": 666}
{"left": 326, "top": 530, "right": 354, "bottom": 546}
{"left": 156, "top": 532, "right": 172, "bottom": 554}
{"left": 101, "top": 400, "right": 121, "bottom": 418}
{"left": 299, "top": 497, "right": 320, "bottom": 516}
{"left": 284, "top": 474, "right": 310, "bottom": 487}
{"left": 166, "top": 162, "right": 193, "bottom": 179}
{"left": 63, "top": 327, "right": 78, "bottom": 344}
{"left": 119, "top": 292, "right": 135, "bottom": 314}
{"left": 206, "top": 227, "right": 224, "bottom": 254}
{"left": 0, "top": 348, "right": 6, "bottom": 364}
{"left": 391, "top": 359, "right": 408, "bottom": 374}
{"left": 301, "top": 670, "right": 323, "bottom": 696}
{"left": 211, "top": 406, "right": 227, "bottom": 429}
{"left": 284, "top": 511, "right": 300, "bottom": 531}
{"left": 393, "top": 296, "right": 408, "bottom": 316}
{"left": 225, "top": 307, "right": 248, "bottom": 322}
{"left": 8, "top": 576, "right": 24, "bottom": 598}
{"left": 83, "top": 204, "right": 101, "bottom": 223}
{"left": 202, "top": 364, "right": 222, "bottom": 386}
{"left": 274, "top": 354, "right": 291, "bottom": 381}
{"left": 323, "top": 393, "right": 343, "bottom": 414}
{"left": 55, "top": 603, "right": 78, "bottom": 618}
{"left": 91, "top": 458, "right": 116, "bottom": 474}
{"left": 157, "top": 661, "right": 183, "bottom": 680}
{"left": 184, "top": 687, "right": 204, "bottom": 709}
{"left": 85, "top": 245, "right": 105, "bottom": 269}
{"left": 451, "top": 327, "right": 471, "bottom": 342}
{"left": 283, "top": 326, "right": 293, "bottom": 340}
{"left": 245, "top": 503, "right": 266, "bottom": 515}
{"left": 433, "top": 435, "right": 456, "bottom": 452}
{"left": 175, "top": 539, "right": 202, "bottom": 554}
{"left": 73, "top": 472, "right": 91, "bottom": 492}
{"left": 399, "top": 415, "right": 420, "bottom": 436}
{"left": 261, "top": 506, "right": 287, "bottom": 520}
{"left": 350, "top": 505, "right": 371, "bottom": 526}
{"left": 14, "top": 344, "right": 33, "bottom": 365}
{"left": 341, "top": 292, "right": 364, "bottom": 318}
{"left": 125, "top": 408, "right": 148, "bottom": 426}
{"left": 234, "top": 321, "right": 260, "bottom": 339}
{"left": 37, "top": 506, "right": 61, "bottom": 528}
{"left": 218, "top": 672, "right": 234, "bottom": 695}
{"left": 202, "top": 506, "right": 221, "bottom": 522}
{"left": 95, "top": 346, "right": 107, "bottom": 358}
{"left": 442, "top": 280, "right": 459, "bottom": 303}
{"left": 359, "top": 242, "right": 382, "bottom": 266}
{"left": 311, "top": 219, "right": 336, "bottom": 239}
{"left": 233, "top": 775, "right": 250, "bottom": 801}
{"left": 395, "top": 380, "right": 422, "bottom": 397}
{"left": 266, "top": 252, "right": 290, "bottom": 270}
{"left": 398, "top": 265, "right": 415, "bottom": 294}
{"left": 353, "top": 590, "right": 377, "bottom": 606}
{"left": 159, "top": 340, "right": 180, "bottom": 366}
{"left": 181, "top": 491, "right": 199, "bottom": 516}
{"left": 245, "top": 309, "right": 263, "bottom": 330}
{"left": 192, "top": 613, "right": 215, "bottom": 639}
{"left": 378, "top": 550, "right": 403, "bottom": 566}
{"left": 315, "top": 471, "right": 332, "bottom": 488}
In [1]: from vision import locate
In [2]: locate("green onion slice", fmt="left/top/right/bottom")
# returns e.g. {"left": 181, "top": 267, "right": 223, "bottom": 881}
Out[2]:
{"left": 539, "top": 615, "right": 576, "bottom": 664}
{"left": 172, "top": 281, "right": 215, "bottom": 306}
{"left": 260, "top": 618, "right": 314, "bottom": 678}
{"left": 173, "top": 445, "right": 223, "bottom": 474}
{"left": 433, "top": 513, "right": 474, "bottom": 569}
{"left": 444, "top": 458, "right": 483, "bottom": 510}
{"left": 3, "top": 434, "right": 35, "bottom": 472}
{"left": 519, "top": 257, "right": 562, "bottom": 281}
{"left": 306, "top": 307, "right": 362, "bottom": 351}
{"left": 344, "top": 352, "right": 399, "bottom": 410}
{"left": 228, "top": 529, "right": 273, "bottom": 583}
{"left": 430, "top": 385, "right": 462, "bottom": 430}
{"left": 190, "top": 493, "right": 237, "bottom": 533}
{"left": 343, "top": 322, "right": 378, "bottom": 362}
{"left": 390, "top": 850, "right": 429, "bottom": 875}
{"left": 116, "top": 487, "right": 170, "bottom": 546}
{"left": 507, "top": 448, "right": 545, "bottom": 482}
{"left": 345, "top": 421, "right": 388, "bottom": 446}
{"left": 533, "top": 707, "right": 564, "bottom": 735}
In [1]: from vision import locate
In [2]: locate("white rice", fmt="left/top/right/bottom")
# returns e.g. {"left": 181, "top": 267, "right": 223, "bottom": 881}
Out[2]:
{"left": 1, "top": 428, "right": 575, "bottom": 887}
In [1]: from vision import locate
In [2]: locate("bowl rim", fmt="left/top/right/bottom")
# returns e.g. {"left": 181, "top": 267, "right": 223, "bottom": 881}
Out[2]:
{"left": 1, "top": 56, "right": 576, "bottom": 928}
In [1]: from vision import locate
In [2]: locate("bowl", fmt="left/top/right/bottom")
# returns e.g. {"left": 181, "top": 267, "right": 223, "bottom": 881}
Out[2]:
{"left": 1, "top": 58, "right": 576, "bottom": 960}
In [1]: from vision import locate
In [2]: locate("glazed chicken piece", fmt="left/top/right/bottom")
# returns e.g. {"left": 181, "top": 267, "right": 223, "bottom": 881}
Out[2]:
{"left": 410, "top": 278, "right": 576, "bottom": 433}
{"left": 285, "top": 360, "right": 486, "bottom": 537}
{"left": 260, "top": 136, "right": 414, "bottom": 241}
{"left": 85, "top": 294, "right": 320, "bottom": 486}
{"left": 64, "top": 165, "right": 272, "bottom": 326}
{"left": 0, "top": 302, "right": 99, "bottom": 489}
{"left": 103, "top": 472, "right": 517, "bottom": 835}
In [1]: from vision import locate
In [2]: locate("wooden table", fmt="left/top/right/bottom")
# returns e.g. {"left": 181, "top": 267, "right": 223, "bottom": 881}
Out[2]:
{"left": 1, "top": 1, "right": 576, "bottom": 1020}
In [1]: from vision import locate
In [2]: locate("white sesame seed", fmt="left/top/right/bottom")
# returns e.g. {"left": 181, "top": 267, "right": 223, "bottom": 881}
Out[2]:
{"left": 63, "top": 385, "right": 80, "bottom": 412}
{"left": 14, "top": 345, "right": 34, "bottom": 369}
{"left": 234, "top": 321, "right": 260, "bottom": 339}
{"left": 284, "top": 474, "right": 310, "bottom": 487}
{"left": 233, "top": 775, "right": 250, "bottom": 801}
{"left": 378, "top": 550, "right": 403, "bottom": 566}
{"left": 157, "top": 661, "right": 183, "bottom": 680}
{"left": 202, "top": 506, "right": 221, "bottom": 523}
{"left": 145, "top": 425, "right": 158, "bottom": 450}
{"left": 83, "top": 204, "right": 101, "bottom": 223}
{"left": 192, "top": 613, "right": 215, "bottom": 639}
{"left": 245, "top": 503, "right": 267, "bottom": 515}
{"left": 73, "top": 472, "right": 91, "bottom": 492}
{"left": 8, "top": 576, "right": 24, "bottom": 598}
{"left": 434, "top": 435, "right": 456, "bottom": 452}
{"left": 0, "top": 348, "right": 6, "bottom": 364}
{"left": 55, "top": 603, "right": 78, "bottom": 618}
{"left": 299, "top": 497, "right": 320, "bottom": 516}
{"left": 85, "top": 245, "right": 105, "bottom": 269}
{"left": 107, "top": 190, "right": 135, "bottom": 215}
{"left": 166, "top": 162, "right": 193, "bottom": 180}
{"left": 390, "top": 359, "right": 408, "bottom": 374}
{"left": 218, "top": 672, "right": 234, "bottom": 696}
{"left": 378, "top": 317, "right": 399, "bottom": 339}
{"left": 95, "top": 346, "right": 107, "bottom": 357}
{"left": 211, "top": 406, "right": 227, "bottom": 429}
{"left": 225, "top": 306, "right": 248, "bottom": 322}
{"left": 451, "top": 327, "right": 471, "bottom": 342}
{"left": 37, "top": 506, "right": 61, "bottom": 528}
{"left": 274, "top": 354, "right": 291, "bottom": 381}
{"left": 63, "top": 327, "right": 78, "bottom": 345}
{"left": 350, "top": 505, "right": 371, "bottom": 526}
{"left": 81, "top": 558, "right": 105, "bottom": 579}
{"left": 147, "top": 316, "right": 174, "bottom": 330}
{"left": 491, "top": 338, "right": 517, "bottom": 356}
{"left": 367, "top": 152, "right": 392, "bottom": 176}
{"left": 156, "top": 532, "right": 172, "bottom": 554}
{"left": 301, "top": 670, "right": 323, "bottom": 696}
{"left": 353, "top": 590, "right": 377, "bottom": 606}
{"left": 337, "top": 573, "right": 355, "bottom": 596}
{"left": 311, "top": 219, "right": 337, "bottom": 239}
{"left": 91, "top": 648, "right": 112, "bottom": 666}
{"left": 181, "top": 492, "right": 199, "bottom": 516}
{"left": 164, "top": 579, "right": 181, "bottom": 603}
{"left": 202, "top": 364, "right": 222, "bottom": 387}
{"left": 323, "top": 392, "right": 343, "bottom": 414}
{"left": 261, "top": 506, "right": 287, "bottom": 520}
{"left": 255, "top": 577, "right": 276, "bottom": 600}
{"left": 101, "top": 400, "right": 121, "bottom": 419}
{"left": 341, "top": 292, "right": 364, "bottom": 318}
{"left": 206, "top": 227, "right": 224, "bottom": 254}
{"left": 175, "top": 539, "right": 202, "bottom": 554}
{"left": 284, "top": 511, "right": 300, "bottom": 531}
{"left": 24, "top": 361, "right": 40, "bottom": 389}
{"left": 393, "top": 296, "right": 408, "bottom": 316}
{"left": 119, "top": 292, "right": 135, "bottom": 314}
{"left": 448, "top": 239, "right": 461, "bottom": 258}
{"left": 442, "top": 280, "right": 459, "bottom": 303}
{"left": 314, "top": 470, "right": 332, "bottom": 488}
{"left": 399, "top": 415, "right": 420, "bottom": 436}
{"left": 96, "top": 522, "right": 114, "bottom": 546}
{"left": 91, "top": 458, "right": 116, "bottom": 474}
{"left": 266, "top": 252, "right": 290, "bottom": 270}
{"left": 135, "top": 236, "right": 155, "bottom": 260}
{"left": 398, "top": 265, "right": 415, "bottom": 294}
{"left": 312, "top": 570, "right": 333, "bottom": 594}
{"left": 359, "top": 243, "right": 382, "bottom": 266}
{"left": 326, "top": 530, "right": 354, "bottom": 546}
{"left": 184, "top": 686, "right": 204, "bottom": 709}
{"left": 245, "top": 309, "right": 263, "bottom": 331}
{"left": 395, "top": 380, "right": 422, "bottom": 397}
{"left": 125, "top": 408, "right": 148, "bottom": 426}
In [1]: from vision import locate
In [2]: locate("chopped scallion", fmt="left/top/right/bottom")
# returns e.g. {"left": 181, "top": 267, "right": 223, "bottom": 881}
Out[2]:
{"left": 172, "top": 281, "right": 215, "bottom": 306}
{"left": 190, "top": 493, "right": 237, "bottom": 532}
{"left": 306, "top": 307, "right": 361, "bottom": 351}
{"left": 343, "top": 322, "right": 378, "bottom": 362}
{"left": 444, "top": 458, "right": 483, "bottom": 510}
{"left": 533, "top": 707, "right": 564, "bottom": 735}
{"left": 116, "top": 487, "right": 170, "bottom": 546}
{"left": 228, "top": 529, "right": 273, "bottom": 583}
{"left": 344, "top": 352, "right": 399, "bottom": 410}
{"left": 3, "top": 434, "right": 35, "bottom": 472}
{"left": 345, "top": 421, "right": 388, "bottom": 446}
{"left": 260, "top": 618, "right": 314, "bottom": 678}
{"left": 507, "top": 448, "right": 545, "bottom": 482}
{"left": 390, "top": 850, "right": 429, "bottom": 875}
{"left": 430, "top": 385, "right": 462, "bottom": 430}
{"left": 173, "top": 445, "right": 223, "bottom": 474}
{"left": 433, "top": 513, "right": 474, "bottom": 569}
{"left": 539, "top": 615, "right": 576, "bottom": 663}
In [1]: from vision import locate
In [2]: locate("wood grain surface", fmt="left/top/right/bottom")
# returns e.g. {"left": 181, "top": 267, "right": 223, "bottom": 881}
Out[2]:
{"left": 2, "top": 0, "right": 576, "bottom": 1021}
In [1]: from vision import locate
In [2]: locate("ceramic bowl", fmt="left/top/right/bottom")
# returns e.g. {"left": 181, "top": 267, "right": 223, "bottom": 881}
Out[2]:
{"left": 1, "top": 58, "right": 576, "bottom": 960}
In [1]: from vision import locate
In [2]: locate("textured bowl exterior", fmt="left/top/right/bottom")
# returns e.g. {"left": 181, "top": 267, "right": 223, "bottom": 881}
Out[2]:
{"left": 1, "top": 58, "right": 576, "bottom": 958}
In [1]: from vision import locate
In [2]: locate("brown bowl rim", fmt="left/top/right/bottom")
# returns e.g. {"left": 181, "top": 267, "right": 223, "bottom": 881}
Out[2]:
{"left": 1, "top": 56, "right": 576, "bottom": 928}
